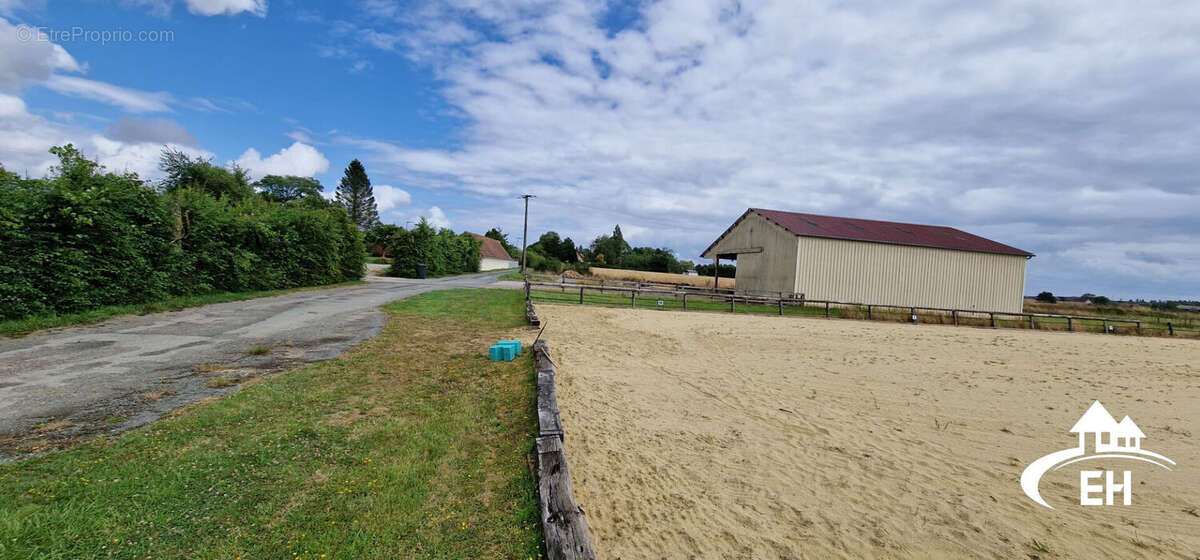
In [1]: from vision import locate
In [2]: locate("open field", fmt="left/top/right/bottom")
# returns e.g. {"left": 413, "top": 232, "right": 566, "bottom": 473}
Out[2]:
{"left": 539, "top": 304, "right": 1200, "bottom": 559}
{"left": 0, "top": 290, "right": 542, "bottom": 559}
{"left": 1025, "top": 300, "right": 1200, "bottom": 331}
{"left": 587, "top": 267, "right": 734, "bottom": 289}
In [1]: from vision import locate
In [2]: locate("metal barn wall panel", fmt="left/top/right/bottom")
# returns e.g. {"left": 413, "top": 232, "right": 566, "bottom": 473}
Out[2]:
{"left": 706, "top": 212, "right": 800, "bottom": 295}
{"left": 793, "top": 236, "right": 1028, "bottom": 313}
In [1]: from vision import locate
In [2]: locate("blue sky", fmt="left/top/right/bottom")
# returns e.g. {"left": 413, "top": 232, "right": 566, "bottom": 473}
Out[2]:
{"left": 2, "top": 0, "right": 1199, "bottom": 300}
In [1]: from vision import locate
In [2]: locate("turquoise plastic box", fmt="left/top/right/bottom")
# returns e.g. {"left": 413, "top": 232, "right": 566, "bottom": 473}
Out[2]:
{"left": 499, "top": 340, "right": 523, "bottom": 356}
{"left": 488, "top": 343, "right": 516, "bottom": 362}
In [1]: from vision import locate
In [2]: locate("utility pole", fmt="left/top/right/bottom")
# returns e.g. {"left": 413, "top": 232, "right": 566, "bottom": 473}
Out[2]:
{"left": 520, "top": 194, "right": 534, "bottom": 274}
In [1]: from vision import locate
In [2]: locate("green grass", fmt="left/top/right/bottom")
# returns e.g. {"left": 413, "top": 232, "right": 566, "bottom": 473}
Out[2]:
{"left": 532, "top": 287, "right": 854, "bottom": 319}
{"left": 497, "top": 271, "right": 525, "bottom": 281}
{"left": 0, "top": 289, "right": 542, "bottom": 559}
{"left": 0, "top": 281, "right": 367, "bottom": 338}
{"left": 365, "top": 256, "right": 392, "bottom": 265}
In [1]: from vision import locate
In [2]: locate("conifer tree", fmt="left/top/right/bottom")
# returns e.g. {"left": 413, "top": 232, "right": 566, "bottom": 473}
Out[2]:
{"left": 335, "top": 159, "right": 379, "bottom": 230}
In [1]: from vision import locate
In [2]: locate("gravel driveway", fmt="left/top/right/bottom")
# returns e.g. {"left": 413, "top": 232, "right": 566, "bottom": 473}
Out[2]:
{"left": 0, "top": 271, "right": 507, "bottom": 458}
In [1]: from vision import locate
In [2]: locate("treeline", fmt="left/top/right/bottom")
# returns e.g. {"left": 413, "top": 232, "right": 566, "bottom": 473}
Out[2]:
{"left": 695, "top": 263, "right": 736, "bottom": 278}
{"left": 0, "top": 145, "right": 364, "bottom": 321}
{"left": 509, "top": 224, "right": 718, "bottom": 276}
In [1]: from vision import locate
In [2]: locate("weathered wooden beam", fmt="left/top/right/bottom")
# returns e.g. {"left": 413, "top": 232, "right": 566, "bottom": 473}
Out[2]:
{"left": 526, "top": 300, "right": 541, "bottom": 326}
{"left": 537, "top": 369, "right": 564, "bottom": 438}
{"left": 536, "top": 435, "right": 596, "bottom": 560}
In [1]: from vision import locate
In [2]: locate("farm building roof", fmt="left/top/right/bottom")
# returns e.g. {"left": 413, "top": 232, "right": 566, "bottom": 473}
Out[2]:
{"left": 707, "top": 209, "right": 1034, "bottom": 257}
{"left": 468, "top": 233, "right": 515, "bottom": 260}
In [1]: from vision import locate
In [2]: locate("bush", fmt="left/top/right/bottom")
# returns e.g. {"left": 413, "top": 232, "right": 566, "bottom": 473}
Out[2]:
{"left": 168, "top": 190, "right": 363, "bottom": 293}
{"left": 0, "top": 146, "right": 364, "bottom": 322}
{"left": 385, "top": 219, "right": 480, "bottom": 278}
{"left": 1035, "top": 291, "right": 1057, "bottom": 303}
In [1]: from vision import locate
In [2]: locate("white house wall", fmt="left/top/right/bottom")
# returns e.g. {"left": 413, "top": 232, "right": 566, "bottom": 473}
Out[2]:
{"left": 480, "top": 257, "right": 518, "bottom": 271}
{"left": 793, "top": 236, "right": 1028, "bottom": 313}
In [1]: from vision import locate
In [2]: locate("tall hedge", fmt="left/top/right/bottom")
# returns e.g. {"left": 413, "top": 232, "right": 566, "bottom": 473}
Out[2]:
{"left": 0, "top": 146, "right": 364, "bottom": 322}
{"left": 385, "top": 219, "right": 481, "bottom": 278}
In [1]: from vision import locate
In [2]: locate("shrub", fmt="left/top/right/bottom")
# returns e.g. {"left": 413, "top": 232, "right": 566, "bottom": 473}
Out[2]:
{"left": 384, "top": 219, "right": 480, "bottom": 278}
{"left": 1035, "top": 291, "right": 1057, "bottom": 303}
{"left": 0, "top": 146, "right": 364, "bottom": 322}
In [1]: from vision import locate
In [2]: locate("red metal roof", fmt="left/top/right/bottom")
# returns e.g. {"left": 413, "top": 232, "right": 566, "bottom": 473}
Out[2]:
{"left": 468, "top": 233, "right": 515, "bottom": 260}
{"left": 736, "top": 209, "right": 1033, "bottom": 257}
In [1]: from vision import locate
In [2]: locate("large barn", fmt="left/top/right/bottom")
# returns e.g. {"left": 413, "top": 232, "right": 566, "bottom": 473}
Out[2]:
{"left": 701, "top": 208, "right": 1033, "bottom": 313}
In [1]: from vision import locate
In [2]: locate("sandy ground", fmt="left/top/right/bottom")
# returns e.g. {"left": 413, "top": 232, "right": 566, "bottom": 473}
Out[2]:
{"left": 539, "top": 304, "right": 1200, "bottom": 559}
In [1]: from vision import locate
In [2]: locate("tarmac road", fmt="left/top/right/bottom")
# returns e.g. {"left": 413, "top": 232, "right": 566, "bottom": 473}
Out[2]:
{"left": 0, "top": 270, "right": 509, "bottom": 458}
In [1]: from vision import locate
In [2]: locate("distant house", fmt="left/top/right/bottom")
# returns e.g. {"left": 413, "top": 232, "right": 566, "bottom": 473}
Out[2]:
{"left": 468, "top": 233, "right": 518, "bottom": 271}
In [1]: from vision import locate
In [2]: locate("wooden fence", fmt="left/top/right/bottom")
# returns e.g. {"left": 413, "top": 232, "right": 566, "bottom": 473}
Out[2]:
{"left": 529, "top": 313, "right": 596, "bottom": 559}
{"left": 526, "top": 278, "right": 1198, "bottom": 339}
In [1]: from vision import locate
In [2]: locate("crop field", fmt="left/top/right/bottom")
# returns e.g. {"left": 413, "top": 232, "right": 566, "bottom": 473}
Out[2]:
{"left": 586, "top": 267, "right": 734, "bottom": 289}
{"left": 538, "top": 303, "right": 1200, "bottom": 559}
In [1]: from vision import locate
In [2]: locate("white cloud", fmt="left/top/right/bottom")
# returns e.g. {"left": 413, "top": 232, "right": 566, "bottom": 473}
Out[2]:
{"left": 184, "top": 0, "right": 266, "bottom": 17}
{"left": 340, "top": 0, "right": 1200, "bottom": 299}
{"left": 90, "top": 135, "right": 212, "bottom": 178}
{"left": 0, "top": 92, "right": 210, "bottom": 179}
{"left": 0, "top": 18, "right": 83, "bottom": 90}
{"left": 43, "top": 75, "right": 173, "bottom": 113}
{"left": 0, "top": 91, "right": 25, "bottom": 117}
{"left": 0, "top": 18, "right": 207, "bottom": 180}
{"left": 373, "top": 184, "right": 411, "bottom": 212}
{"left": 232, "top": 141, "right": 330, "bottom": 180}
{"left": 425, "top": 206, "right": 449, "bottom": 229}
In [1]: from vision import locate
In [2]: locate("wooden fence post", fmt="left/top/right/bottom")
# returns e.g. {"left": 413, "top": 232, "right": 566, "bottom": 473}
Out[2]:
{"left": 911, "top": 307, "right": 917, "bottom": 324}
{"left": 1067, "top": 317, "right": 1073, "bottom": 332}
{"left": 1103, "top": 320, "right": 1110, "bottom": 333}
{"left": 1168, "top": 322, "right": 1174, "bottom": 336}
{"left": 825, "top": 301, "right": 830, "bottom": 318}
{"left": 989, "top": 313, "right": 996, "bottom": 328}
{"left": 579, "top": 286, "right": 584, "bottom": 305}
{"left": 867, "top": 305, "right": 873, "bottom": 320}
{"left": 1028, "top": 315, "right": 1034, "bottom": 329}
{"left": 730, "top": 297, "right": 735, "bottom": 313}
{"left": 1136, "top": 321, "right": 1142, "bottom": 335}
{"left": 952, "top": 309, "right": 958, "bottom": 326}
{"left": 631, "top": 291, "right": 636, "bottom": 308}
{"left": 682, "top": 293, "right": 688, "bottom": 311}
{"left": 778, "top": 298, "right": 783, "bottom": 316}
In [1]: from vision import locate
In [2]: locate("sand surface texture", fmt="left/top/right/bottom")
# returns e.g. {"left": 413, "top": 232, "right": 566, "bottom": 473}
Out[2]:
{"left": 540, "top": 304, "right": 1200, "bottom": 559}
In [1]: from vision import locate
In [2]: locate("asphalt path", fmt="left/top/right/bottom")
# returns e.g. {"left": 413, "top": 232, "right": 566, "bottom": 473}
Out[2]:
{"left": 0, "top": 270, "right": 509, "bottom": 458}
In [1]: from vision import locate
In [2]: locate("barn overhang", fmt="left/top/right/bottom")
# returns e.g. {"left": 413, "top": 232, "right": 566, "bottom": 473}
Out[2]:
{"left": 701, "top": 210, "right": 777, "bottom": 259}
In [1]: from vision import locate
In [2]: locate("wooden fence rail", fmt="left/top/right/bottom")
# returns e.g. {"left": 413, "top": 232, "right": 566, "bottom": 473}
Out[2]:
{"left": 527, "top": 280, "right": 1198, "bottom": 339}
{"left": 531, "top": 336, "right": 596, "bottom": 560}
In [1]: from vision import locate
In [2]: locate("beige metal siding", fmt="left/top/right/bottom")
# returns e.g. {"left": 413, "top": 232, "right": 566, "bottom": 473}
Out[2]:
{"left": 794, "top": 237, "right": 1028, "bottom": 313}
{"left": 704, "top": 212, "right": 799, "bottom": 295}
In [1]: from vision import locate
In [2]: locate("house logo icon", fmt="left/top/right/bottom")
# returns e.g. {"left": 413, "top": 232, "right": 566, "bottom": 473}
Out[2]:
{"left": 1021, "top": 401, "right": 1175, "bottom": 509}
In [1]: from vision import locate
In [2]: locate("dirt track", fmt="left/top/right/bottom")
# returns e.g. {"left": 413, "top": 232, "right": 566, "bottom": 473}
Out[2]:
{"left": 0, "top": 271, "right": 505, "bottom": 459}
